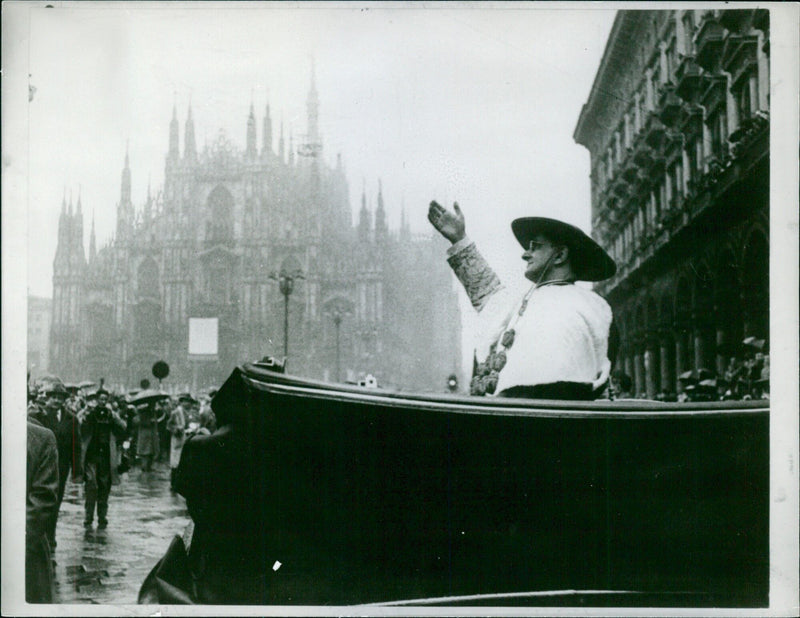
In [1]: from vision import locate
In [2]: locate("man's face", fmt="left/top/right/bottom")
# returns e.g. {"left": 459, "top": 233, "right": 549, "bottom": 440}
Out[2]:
{"left": 99, "top": 394, "right": 108, "bottom": 406}
{"left": 521, "top": 234, "right": 561, "bottom": 282}
{"left": 45, "top": 393, "right": 62, "bottom": 411}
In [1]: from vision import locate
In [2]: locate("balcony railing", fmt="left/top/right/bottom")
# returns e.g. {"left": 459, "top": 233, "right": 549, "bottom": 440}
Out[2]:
{"left": 644, "top": 112, "right": 667, "bottom": 149}
{"left": 657, "top": 84, "right": 684, "bottom": 126}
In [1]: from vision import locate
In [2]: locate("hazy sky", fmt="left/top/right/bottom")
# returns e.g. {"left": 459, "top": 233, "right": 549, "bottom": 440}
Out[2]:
{"left": 13, "top": 1, "right": 616, "bottom": 301}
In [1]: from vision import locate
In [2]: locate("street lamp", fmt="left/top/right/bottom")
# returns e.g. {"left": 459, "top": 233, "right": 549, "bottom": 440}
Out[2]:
{"left": 270, "top": 268, "right": 304, "bottom": 362}
{"left": 324, "top": 297, "right": 353, "bottom": 382}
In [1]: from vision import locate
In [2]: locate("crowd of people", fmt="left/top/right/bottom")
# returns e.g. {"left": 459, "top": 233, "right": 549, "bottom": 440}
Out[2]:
{"left": 24, "top": 375, "right": 216, "bottom": 603}
{"left": 608, "top": 340, "right": 770, "bottom": 402}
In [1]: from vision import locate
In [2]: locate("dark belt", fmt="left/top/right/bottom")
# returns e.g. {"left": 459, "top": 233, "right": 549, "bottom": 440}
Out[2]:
{"left": 497, "top": 381, "right": 604, "bottom": 401}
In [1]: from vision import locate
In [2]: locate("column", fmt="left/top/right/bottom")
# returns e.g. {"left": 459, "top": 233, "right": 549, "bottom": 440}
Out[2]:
{"left": 693, "top": 326, "right": 706, "bottom": 371}
{"left": 675, "top": 329, "right": 687, "bottom": 393}
{"left": 644, "top": 346, "right": 657, "bottom": 398}
{"left": 660, "top": 333, "right": 673, "bottom": 395}
{"left": 715, "top": 326, "right": 727, "bottom": 376}
{"left": 634, "top": 345, "right": 645, "bottom": 397}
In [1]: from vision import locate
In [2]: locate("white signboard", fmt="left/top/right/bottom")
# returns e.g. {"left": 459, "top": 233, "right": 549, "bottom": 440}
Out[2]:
{"left": 188, "top": 317, "right": 218, "bottom": 358}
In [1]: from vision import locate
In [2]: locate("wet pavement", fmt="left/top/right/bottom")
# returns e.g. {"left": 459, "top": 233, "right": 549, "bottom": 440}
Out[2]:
{"left": 53, "top": 462, "right": 190, "bottom": 604}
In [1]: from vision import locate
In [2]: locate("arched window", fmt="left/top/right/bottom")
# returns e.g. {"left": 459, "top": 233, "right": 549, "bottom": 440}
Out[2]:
{"left": 137, "top": 257, "right": 160, "bottom": 300}
{"left": 207, "top": 185, "right": 235, "bottom": 243}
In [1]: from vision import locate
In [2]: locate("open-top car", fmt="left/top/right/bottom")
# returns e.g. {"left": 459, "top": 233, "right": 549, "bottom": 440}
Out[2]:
{"left": 141, "top": 361, "right": 768, "bottom": 608}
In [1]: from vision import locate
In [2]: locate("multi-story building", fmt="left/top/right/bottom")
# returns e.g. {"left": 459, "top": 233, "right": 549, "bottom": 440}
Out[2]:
{"left": 574, "top": 9, "right": 769, "bottom": 397}
{"left": 50, "top": 71, "right": 461, "bottom": 393}
{"left": 27, "top": 295, "right": 52, "bottom": 379}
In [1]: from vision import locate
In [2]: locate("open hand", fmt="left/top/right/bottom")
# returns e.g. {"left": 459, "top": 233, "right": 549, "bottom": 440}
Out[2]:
{"left": 428, "top": 200, "right": 466, "bottom": 244}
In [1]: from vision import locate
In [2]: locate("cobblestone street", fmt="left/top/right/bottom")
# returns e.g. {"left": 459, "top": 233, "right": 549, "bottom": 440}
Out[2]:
{"left": 53, "top": 463, "right": 190, "bottom": 604}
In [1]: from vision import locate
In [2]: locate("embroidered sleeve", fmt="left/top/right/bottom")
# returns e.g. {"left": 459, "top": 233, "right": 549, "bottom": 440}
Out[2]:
{"left": 446, "top": 238, "right": 503, "bottom": 312}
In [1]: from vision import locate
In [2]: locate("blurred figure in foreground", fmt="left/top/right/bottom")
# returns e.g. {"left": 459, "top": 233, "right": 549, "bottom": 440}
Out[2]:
{"left": 26, "top": 413, "right": 59, "bottom": 602}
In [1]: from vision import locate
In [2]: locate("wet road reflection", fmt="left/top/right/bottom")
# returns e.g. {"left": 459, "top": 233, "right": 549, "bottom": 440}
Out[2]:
{"left": 54, "top": 463, "right": 190, "bottom": 604}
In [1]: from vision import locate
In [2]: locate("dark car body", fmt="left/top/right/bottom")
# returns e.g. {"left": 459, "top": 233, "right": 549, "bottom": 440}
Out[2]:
{"left": 175, "top": 363, "right": 770, "bottom": 607}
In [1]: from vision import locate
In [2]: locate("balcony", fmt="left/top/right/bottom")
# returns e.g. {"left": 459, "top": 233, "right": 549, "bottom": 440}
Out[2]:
{"left": 657, "top": 85, "right": 684, "bottom": 126}
{"left": 632, "top": 169, "right": 654, "bottom": 197}
{"left": 723, "top": 35, "right": 759, "bottom": 89}
{"left": 610, "top": 174, "right": 630, "bottom": 199}
{"left": 675, "top": 56, "right": 704, "bottom": 101}
{"left": 663, "top": 130, "right": 684, "bottom": 162}
{"left": 644, "top": 113, "right": 667, "bottom": 149}
{"left": 677, "top": 104, "right": 704, "bottom": 137}
{"left": 632, "top": 141, "right": 654, "bottom": 169}
{"left": 719, "top": 9, "right": 754, "bottom": 35}
{"left": 622, "top": 160, "right": 640, "bottom": 184}
{"left": 694, "top": 15, "right": 726, "bottom": 71}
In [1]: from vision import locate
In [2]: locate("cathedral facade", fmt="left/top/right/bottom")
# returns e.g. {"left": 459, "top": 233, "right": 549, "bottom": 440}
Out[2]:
{"left": 50, "top": 73, "right": 462, "bottom": 393}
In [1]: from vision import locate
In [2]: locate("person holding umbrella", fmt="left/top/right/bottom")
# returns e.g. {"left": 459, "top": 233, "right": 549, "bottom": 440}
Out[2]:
{"left": 130, "top": 390, "right": 168, "bottom": 474}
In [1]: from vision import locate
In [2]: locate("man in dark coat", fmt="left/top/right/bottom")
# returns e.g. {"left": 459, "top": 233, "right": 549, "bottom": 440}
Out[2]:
{"left": 78, "top": 389, "right": 127, "bottom": 528}
{"left": 26, "top": 415, "right": 59, "bottom": 602}
{"left": 173, "top": 373, "right": 276, "bottom": 604}
{"left": 29, "top": 382, "right": 79, "bottom": 549}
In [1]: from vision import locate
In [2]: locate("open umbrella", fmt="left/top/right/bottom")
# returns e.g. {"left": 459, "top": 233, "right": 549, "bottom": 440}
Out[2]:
{"left": 77, "top": 380, "right": 96, "bottom": 389}
{"left": 742, "top": 336, "right": 765, "bottom": 350}
{"left": 696, "top": 368, "right": 715, "bottom": 381}
{"left": 128, "top": 389, "right": 170, "bottom": 406}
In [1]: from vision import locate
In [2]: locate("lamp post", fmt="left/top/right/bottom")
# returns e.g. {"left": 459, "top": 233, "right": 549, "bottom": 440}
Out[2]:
{"left": 324, "top": 297, "right": 353, "bottom": 382}
{"left": 270, "top": 268, "right": 304, "bottom": 361}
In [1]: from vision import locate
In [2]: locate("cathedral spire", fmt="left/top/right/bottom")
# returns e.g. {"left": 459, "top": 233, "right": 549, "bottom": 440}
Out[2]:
{"left": 246, "top": 100, "right": 257, "bottom": 157}
{"left": 307, "top": 58, "right": 320, "bottom": 145}
{"left": 169, "top": 103, "right": 180, "bottom": 159}
{"left": 75, "top": 186, "right": 84, "bottom": 255}
{"left": 121, "top": 141, "right": 131, "bottom": 206}
{"left": 144, "top": 176, "right": 153, "bottom": 221}
{"left": 262, "top": 103, "right": 272, "bottom": 157}
{"left": 375, "top": 179, "right": 387, "bottom": 240}
{"left": 117, "top": 148, "right": 132, "bottom": 239}
{"left": 184, "top": 103, "right": 197, "bottom": 160}
{"left": 89, "top": 209, "right": 96, "bottom": 262}
{"left": 358, "top": 179, "right": 371, "bottom": 242}
{"left": 278, "top": 119, "right": 285, "bottom": 162}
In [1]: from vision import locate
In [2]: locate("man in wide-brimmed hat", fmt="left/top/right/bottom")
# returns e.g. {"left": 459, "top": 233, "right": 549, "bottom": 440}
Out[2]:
{"left": 29, "top": 380, "right": 79, "bottom": 548}
{"left": 428, "top": 201, "right": 616, "bottom": 400}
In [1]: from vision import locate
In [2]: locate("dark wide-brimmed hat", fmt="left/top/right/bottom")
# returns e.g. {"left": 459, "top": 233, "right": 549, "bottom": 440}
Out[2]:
{"left": 40, "top": 382, "right": 69, "bottom": 398}
{"left": 511, "top": 217, "right": 616, "bottom": 282}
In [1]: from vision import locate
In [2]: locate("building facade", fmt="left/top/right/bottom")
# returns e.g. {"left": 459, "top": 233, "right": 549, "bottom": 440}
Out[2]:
{"left": 28, "top": 295, "right": 52, "bottom": 379}
{"left": 50, "top": 72, "right": 461, "bottom": 393}
{"left": 574, "top": 9, "right": 769, "bottom": 397}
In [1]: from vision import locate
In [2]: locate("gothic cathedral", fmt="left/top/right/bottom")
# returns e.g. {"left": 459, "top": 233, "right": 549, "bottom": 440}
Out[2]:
{"left": 50, "top": 70, "right": 462, "bottom": 393}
